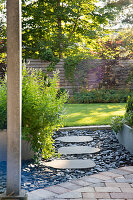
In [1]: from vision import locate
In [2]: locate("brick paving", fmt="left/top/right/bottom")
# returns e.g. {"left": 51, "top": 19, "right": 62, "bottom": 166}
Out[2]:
{"left": 28, "top": 166, "right": 133, "bottom": 200}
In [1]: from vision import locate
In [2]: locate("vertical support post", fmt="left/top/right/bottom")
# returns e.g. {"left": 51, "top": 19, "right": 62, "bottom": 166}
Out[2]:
{"left": 7, "top": 0, "right": 22, "bottom": 195}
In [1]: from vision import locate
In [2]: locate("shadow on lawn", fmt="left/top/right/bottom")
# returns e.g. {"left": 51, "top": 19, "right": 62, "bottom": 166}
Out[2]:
{"left": 64, "top": 103, "right": 126, "bottom": 126}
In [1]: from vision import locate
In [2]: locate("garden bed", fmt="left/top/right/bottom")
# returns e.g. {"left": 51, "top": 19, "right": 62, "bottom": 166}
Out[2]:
{"left": 1, "top": 128, "right": 133, "bottom": 193}
{"left": 116, "top": 124, "right": 133, "bottom": 155}
{"left": 0, "top": 129, "right": 33, "bottom": 162}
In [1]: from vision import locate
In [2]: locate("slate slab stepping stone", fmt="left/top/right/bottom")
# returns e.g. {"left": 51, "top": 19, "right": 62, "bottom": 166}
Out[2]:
{"left": 55, "top": 136, "right": 93, "bottom": 143}
{"left": 44, "top": 159, "right": 96, "bottom": 169}
{"left": 58, "top": 146, "right": 100, "bottom": 155}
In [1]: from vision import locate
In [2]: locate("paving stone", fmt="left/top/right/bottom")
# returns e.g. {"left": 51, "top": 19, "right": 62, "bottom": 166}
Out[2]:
{"left": 95, "top": 186, "right": 121, "bottom": 192}
{"left": 91, "top": 174, "right": 112, "bottom": 181}
{"left": 55, "top": 190, "right": 82, "bottom": 198}
{"left": 44, "top": 159, "right": 96, "bottom": 169}
{"left": 103, "top": 179, "right": 116, "bottom": 183}
{"left": 58, "top": 146, "right": 100, "bottom": 155}
{"left": 74, "top": 186, "right": 95, "bottom": 193}
{"left": 82, "top": 198, "right": 97, "bottom": 200}
{"left": 101, "top": 171, "right": 122, "bottom": 178}
{"left": 28, "top": 189, "right": 55, "bottom": 199}
{"left": 90, "top": 182, "right": 105, "bottom": 187}
{"left": 55, "top": 136, "right": 93, "bottom": 143}
{"left": 28, "top": 193, "right": 43, "bottom": 200}
{"left": 81, "top": 176, "right": 103, "bottom": 183}
{"left": 124, "top": 174, "right": 133, "bottom": 179}
{"left": 44, "top": 199, "right": 66, "bottom": 200}
{"left": 69, "top": 199, "right": 91, "bottom": 200}
{"left": 121, "top": 166, "right": 133, "bottom": 172}
{"left": 105, "top": 182, "right": 131, "bottom": 188}
{"left": 120, "top": 187, "right": 133, "bottom": 193}
{"left": 110, "top": 168, "right": 132, "bottom": 175}
{"left": 58, "top": 182, "right": 81, "bottom": 190}
{"left": 110, "top": 192, "right": 133, "bottom": 199}
{"left": 115, "top": 177, "right": 133, "bottom": 183}
{"left": 98, "top": 199, "right": 125, "bottom": 200}
{"left": 82, "top": 192, "right": 110, "bottom": 199}
{"left": 44, "top": 185, "right": 70, "bottom": 194}
{"left": 71, "top": 179, "right": 92, "bottom": 187}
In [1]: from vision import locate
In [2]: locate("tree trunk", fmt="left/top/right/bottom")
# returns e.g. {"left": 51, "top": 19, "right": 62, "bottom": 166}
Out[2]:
{"left": 57, "top": 0, "right": 63, "bottom": 58}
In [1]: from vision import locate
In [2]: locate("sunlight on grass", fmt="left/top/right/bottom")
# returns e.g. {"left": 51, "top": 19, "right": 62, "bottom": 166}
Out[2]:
{"left": 64, "top": 103, "right": 126, "bottom": 126}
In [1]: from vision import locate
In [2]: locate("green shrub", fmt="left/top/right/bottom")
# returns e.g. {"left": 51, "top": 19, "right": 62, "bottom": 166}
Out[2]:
{"left": 0, "top": 66, "right": 69, "bottom": 160}
{"left": 125, "top": 111, "right": 133, "bottom": 127}
{"left": 56, "top": 88, "right": 68, "bottom": 99}
{"left": 124, "top": 96, "right": 133, "bottom": 127}
{"left": 126, "top": 96, "right": 133, "bottom": 112}
{"left": 69, "top": 89, "right": 133, "bottom": 104}
{"left": 0, "top": 76, "right": 7, "bottom": 129}
{"left": 111, "top": 95, "right": 133, "bottom": 132}
{"left": 111, "top": 116, "right": 125, "bottom": 133}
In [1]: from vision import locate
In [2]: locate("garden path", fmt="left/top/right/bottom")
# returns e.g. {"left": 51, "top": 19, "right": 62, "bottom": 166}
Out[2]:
{"left": 45, "top": 135, "right": 98, "bottom": 169}
{"left": 28, "top": 166, "right": 133, "bottom": 200}
{"left": 26, "top": 125, "right": 133, "bottom": 199}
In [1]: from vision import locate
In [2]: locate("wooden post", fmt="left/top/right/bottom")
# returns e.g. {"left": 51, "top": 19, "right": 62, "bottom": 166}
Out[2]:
{"left": 6, "top": 0, "right": 22, "bottom": 195}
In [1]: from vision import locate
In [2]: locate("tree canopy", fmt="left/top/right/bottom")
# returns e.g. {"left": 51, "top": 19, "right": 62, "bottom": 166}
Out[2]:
{"left": 0, "top": 0, "right": 133, "bottom": 61}
{"left": 91, "top": 28, "right": 133, "bottom": 60}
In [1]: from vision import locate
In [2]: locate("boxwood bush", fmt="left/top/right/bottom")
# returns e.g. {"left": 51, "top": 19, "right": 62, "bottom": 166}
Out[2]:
{"left": 69, "top": 89, "right": 133, "bottom": 104}
{"left": 0, "top": 66, "right": 68, "bottom": 160}
{"left": 111, "top": 96, "right": 133, "bottom": 132}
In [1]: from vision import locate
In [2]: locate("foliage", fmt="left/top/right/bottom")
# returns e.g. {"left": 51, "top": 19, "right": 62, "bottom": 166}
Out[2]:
{"left": 91, "top": 28, "right": 133, "bottom": 60}
{"left": 1, "top": 0, "right": 132, "bottom": 61}
{"left": 0, "top": 66, "right": 69, "bottom": 160}
{"left": 64, "top": 29, "right": 133, "bottom": 82}
{"left": 21, "top": 0, "right": 132, "bottom": 59}
{"left": 0, "top": 76, "right": 7, "bottom": 129}
{"left": 111, "top": 95, "right": 133, "bottom": 132}
{"left": 125, "top": 111, "right": 133, "bottom": 127}
{"left": 64, "top": 54, "right": 89, "bottom": 82}
{"left": 56, "top": 87, "right": 68, "bottom": 99}
{"left": 22, "top": 66, "right": 69, "bottom": 160}
{"left": 69, "top": 89, "right": 133, "bottom": 104}
{"left": 0, "top": 0, "right": 6, "bottom": 64}
{"left": 22, "top": 0, "right": 107, "bottom": 58}
{"left": 111, "top": 116, "right": 125, "bottom": 133}
{"left": 0, "top": 23, "right": 6, "bottom": 64}
{"left": 127, "top": 65, "right": 133, "bottom": 86}
{"left": 126, "top": 96, "right": 133, "bottom": 112}
{"left": 124, "top": 96, "right": 133, "bottom": 127}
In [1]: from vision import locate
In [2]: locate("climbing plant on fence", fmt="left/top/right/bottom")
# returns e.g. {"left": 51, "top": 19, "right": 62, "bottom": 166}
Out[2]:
{"left": 64, "top": 54, "right": 96, "bottom": 83}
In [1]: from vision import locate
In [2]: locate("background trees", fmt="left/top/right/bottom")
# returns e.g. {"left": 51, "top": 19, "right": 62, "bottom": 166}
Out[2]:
{"left": 0, "top": 0, "right": 6, "bottom": 64}
{"left": 22, "top": 0, "right": 132, "bottom": 59}
{"left": 22, "top": 0, "right": 107, "bottom": 59}
{"left": 91, "top": 28, "right": 133, "bottom": 60}
{"left": 0, "top": 0, "right": 132, "bottom": 62}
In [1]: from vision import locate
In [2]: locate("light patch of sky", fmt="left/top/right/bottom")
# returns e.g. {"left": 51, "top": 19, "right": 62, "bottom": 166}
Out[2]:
{"left": 0, "top": 1, "right": 6, "bottom": 23}
{"left": 25, "top": 0, "right": 38, "bottom": 5}
{"left": 95, "top": 1, "right": 106, "bottom": 8}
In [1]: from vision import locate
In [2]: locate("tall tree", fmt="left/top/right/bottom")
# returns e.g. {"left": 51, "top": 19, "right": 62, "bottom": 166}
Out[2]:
{"left": 22, "top": 0, "right": 127, "bottom": 59}
{"left": 0, "top": 0, "right": 132, "bottom": 60}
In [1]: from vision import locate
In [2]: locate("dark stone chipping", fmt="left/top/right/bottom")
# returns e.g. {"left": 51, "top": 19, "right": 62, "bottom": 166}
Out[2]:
{"left": 0, "top": 129, "right": 133, "bottom": 193}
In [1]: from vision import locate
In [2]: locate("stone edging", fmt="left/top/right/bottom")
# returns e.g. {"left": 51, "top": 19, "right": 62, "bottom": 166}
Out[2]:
{"left": 59, "top": 125, "right": 111, "bottom": 131}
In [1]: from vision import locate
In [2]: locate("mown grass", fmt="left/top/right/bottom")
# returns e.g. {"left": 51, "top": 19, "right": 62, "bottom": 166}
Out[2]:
{"left": 64, "top": 103, "right": 126, "bottom": 127}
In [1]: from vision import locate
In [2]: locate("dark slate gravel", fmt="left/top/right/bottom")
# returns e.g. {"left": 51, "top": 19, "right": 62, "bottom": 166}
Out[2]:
{"left": 0, "top": 129, "right": 133, "bottom": 193}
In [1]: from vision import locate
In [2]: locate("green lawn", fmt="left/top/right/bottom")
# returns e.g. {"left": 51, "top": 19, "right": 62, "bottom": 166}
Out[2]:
{"left": 64, "top": 103, "right": 126, "bottom": 127}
